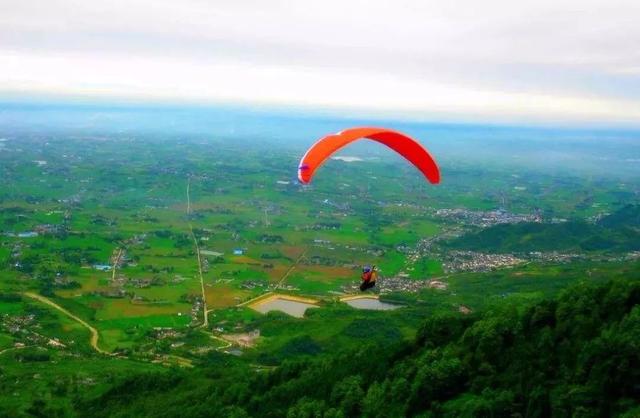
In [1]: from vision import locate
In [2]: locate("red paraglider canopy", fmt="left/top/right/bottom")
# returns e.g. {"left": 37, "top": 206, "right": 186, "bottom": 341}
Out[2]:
{"left": 297, "top": 127, "right": 440, "bottom": 184}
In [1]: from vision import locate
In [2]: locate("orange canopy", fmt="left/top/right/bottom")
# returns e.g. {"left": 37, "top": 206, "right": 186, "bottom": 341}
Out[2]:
{"left": 297, "top": 127, "right": 440, "bottom": 184}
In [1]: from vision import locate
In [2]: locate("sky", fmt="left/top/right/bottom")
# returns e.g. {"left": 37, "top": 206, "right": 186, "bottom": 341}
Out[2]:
{"left": 1, "top": 0, "right": 640, "bottom": 125}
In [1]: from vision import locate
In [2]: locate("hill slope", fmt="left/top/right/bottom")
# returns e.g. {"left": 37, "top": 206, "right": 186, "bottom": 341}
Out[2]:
{"left": 78, "top": 277, "right": 640, "bottom": 418}
{"left": 598, "top": 204, "right": 640, "bottom": 229}
{"left": 446, "top": 205, "right": 640, "bottom": 253}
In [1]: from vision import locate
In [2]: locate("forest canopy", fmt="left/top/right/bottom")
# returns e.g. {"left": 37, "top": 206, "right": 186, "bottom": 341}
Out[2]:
{"left": 77, "top": 278, "right": 640, "bottom": 418}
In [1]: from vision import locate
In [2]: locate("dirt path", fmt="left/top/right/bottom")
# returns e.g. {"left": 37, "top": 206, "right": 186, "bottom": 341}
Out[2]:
{"left": 339, "top": 294, "right": 380, "bottom": 302}
{"left": 23, "top": 292, "right": 110, "bottom": 355}
{"left": 111, "top": 247, "right": 123, "bottom": 281}
{"left": 24, "top": 293, "right": 197, "bottom": 367}
{"left": 186, "top": 177, "right": 208, "bottom": 327}
{"left": 0, "top": 345, "right": 32, "bottom": 356}
{"left": 200, "top": 330, "right": 233, "bottom": 351}
{"left": 276, "top": 249, "right": 307, "bottom": 290}
{"left": 236, "top": 292, "right": 275, "bottom": 308}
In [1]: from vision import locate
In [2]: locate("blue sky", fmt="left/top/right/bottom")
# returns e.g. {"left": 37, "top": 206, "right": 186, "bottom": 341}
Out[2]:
{"left": 1, "top": 0, "right": 639, "bottom": 125}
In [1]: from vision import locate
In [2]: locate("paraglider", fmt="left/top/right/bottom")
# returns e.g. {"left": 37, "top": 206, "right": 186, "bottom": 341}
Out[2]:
{"left": 360, "top": 265, "right": 378, "bottom": 292}
{"left": 297, "top": 127, "right": 441, "bottom": 184}
{"left": 298, "top": 127, "right": 441, "bottom": 292}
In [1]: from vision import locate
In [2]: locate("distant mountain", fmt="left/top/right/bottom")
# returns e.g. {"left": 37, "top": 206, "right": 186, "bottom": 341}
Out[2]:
{"left": 446, "top": 205, "right": 640, "bottom": 253}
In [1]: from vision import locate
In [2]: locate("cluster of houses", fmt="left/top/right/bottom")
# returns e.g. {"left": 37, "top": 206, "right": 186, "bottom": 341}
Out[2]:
{"left": 379, "top": 277, "right": 447, "bottom": 293}
{"left": 240, "top": 280, "right": 267, "bottom": 290}
{"left": 3, "top": 224, "right": 66, "bottom": 239}
{"left": 227, "top": 329, "right": 260, "bottom": 348}
{"left": 435, "top": 208, "right": 542, "bottom": 227}
{"left": 443, "top": 250, "right": 592, "bottom": 273}
{"left": 528, "top": 251, "right": 584, "bottom": 263}
{"left": 303, "top": 222, "right": 342, "bottom": 231}
{"left": 1, "top": 313, "right": 67, "bottom": 350}
{"left": 443, "top": 250, "right": 526, "bottom": 273}
{"left": 190, "top": 297, "right": 203, "bottom": 326}
{"left": 151, "top": 327, "right": 184, "bottom": 340}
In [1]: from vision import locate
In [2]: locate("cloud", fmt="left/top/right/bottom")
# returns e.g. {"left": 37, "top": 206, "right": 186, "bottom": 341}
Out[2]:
{"left": 1, "top": 0, "right": 639, "bottom": 124}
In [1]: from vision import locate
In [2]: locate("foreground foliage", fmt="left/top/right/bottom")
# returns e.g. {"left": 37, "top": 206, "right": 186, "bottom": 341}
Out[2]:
{"left": 77, "top": 278, "right": 640, "bottom": 418}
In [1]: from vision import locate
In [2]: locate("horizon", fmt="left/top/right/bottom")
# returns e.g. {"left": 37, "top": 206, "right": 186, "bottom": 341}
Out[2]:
{"left": 2, "top": 98, "right": 639, "bottom": 182}
{"left": 3, "top": 97, "right": 640, "bottom": 133}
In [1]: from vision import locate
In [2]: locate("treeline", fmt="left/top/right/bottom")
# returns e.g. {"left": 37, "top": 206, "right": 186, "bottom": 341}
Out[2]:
{"left": 447, "top": 204, "right": 640, "bottom": 253}
{"left": 77, "top": 278, "right": 640, "bottom": 417}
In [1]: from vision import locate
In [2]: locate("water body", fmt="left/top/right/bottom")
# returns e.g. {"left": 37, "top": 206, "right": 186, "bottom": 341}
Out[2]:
{"left": 252, "top": 298, "right": 318, "bottom": 318}
{"left": 344, "top": 298, "right": 403, "bottom": 311}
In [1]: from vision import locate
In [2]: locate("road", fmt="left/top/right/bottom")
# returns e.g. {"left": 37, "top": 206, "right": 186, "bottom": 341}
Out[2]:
{"left": 276, "top": 249, "right": 307, "bottom": 290}
{"left": 111, "top": 247, "right": 123, "bottom": 281}
{"left": 186, "top": 177, "right": 208, "bottom": 327}
{"left": 0, "top": 345, "right": 31, "bottom": 357}
{"left": 200, "top": 330, "right": 233, "bottom": 351}
{"left": 23, "top": 293, "right": 197, "bottom": 367}
{"left": 22, "top": 292, "right": 110, "bottom": 355}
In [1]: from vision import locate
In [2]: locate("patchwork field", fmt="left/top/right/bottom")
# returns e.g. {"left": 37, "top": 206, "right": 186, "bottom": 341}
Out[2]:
{"left": 1, "top": 121, "right": 638, "bottom": 377}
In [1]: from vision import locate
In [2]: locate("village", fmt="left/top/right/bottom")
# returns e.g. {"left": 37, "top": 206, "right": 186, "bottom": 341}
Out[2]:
{"left": 0, "top": 313, "right": 68, "bottom": 354}
{"left": 434, "top": 207, "right": 542, "bottom": 227}
{"left": 443, "top": 251, "right": 526, "bottom": 273}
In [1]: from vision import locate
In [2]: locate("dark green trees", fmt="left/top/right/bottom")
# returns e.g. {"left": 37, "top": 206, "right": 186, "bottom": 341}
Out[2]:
{"left": 81, "top": 278, "right": 640, "bottom": 418}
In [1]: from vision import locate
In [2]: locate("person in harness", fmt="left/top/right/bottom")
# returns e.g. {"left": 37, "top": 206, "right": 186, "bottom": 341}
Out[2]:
{"left": 360, "top": 265, "right": 378, "bottom": 291}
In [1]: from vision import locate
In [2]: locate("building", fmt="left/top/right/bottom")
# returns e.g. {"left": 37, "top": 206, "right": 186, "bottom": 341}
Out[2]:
{"left": 93, "top": 264, "right": 112, "bottom": 271}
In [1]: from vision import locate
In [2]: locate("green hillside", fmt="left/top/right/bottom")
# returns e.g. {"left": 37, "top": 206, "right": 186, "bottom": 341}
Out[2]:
{"left": 598, "top": 205, "right": 640, "bottom": 229}
{"left": 77, "top": 278, "right": 640, "bottom": 418}
{"left": 1, "top": 109, "right": 639, "bottom": 418}
{"left": 447, "top": 205, "right": 640, "bottom": 253}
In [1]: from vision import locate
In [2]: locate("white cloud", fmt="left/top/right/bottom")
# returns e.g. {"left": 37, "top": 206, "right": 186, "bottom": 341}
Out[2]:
{"left": 1, "top": 0, "right": 639, "bottom": 124}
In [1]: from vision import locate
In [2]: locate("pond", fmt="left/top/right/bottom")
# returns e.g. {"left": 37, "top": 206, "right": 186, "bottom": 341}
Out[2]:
{"left": 344, "top": 298, "right": 403, "bottom": 311}
{"left": 251, "top": 297, "right": 318, "bottom": 318}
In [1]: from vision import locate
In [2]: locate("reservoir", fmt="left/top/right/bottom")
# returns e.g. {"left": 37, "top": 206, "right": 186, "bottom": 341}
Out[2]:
{"left": 250, "top": 296, "right": 318, "bottom": 318}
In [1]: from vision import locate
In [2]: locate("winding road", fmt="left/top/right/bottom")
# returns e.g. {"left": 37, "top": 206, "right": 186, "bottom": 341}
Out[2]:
{"left": 22, "top": 293, "right": 197, "bottom": 367}
{"left": 22, "top": 292, "right": 110, "bottom": 355}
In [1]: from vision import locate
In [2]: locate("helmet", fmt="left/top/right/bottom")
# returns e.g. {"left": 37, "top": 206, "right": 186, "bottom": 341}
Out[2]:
{"left": 363, "top": 265, "right": 371, "bottom": 273}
